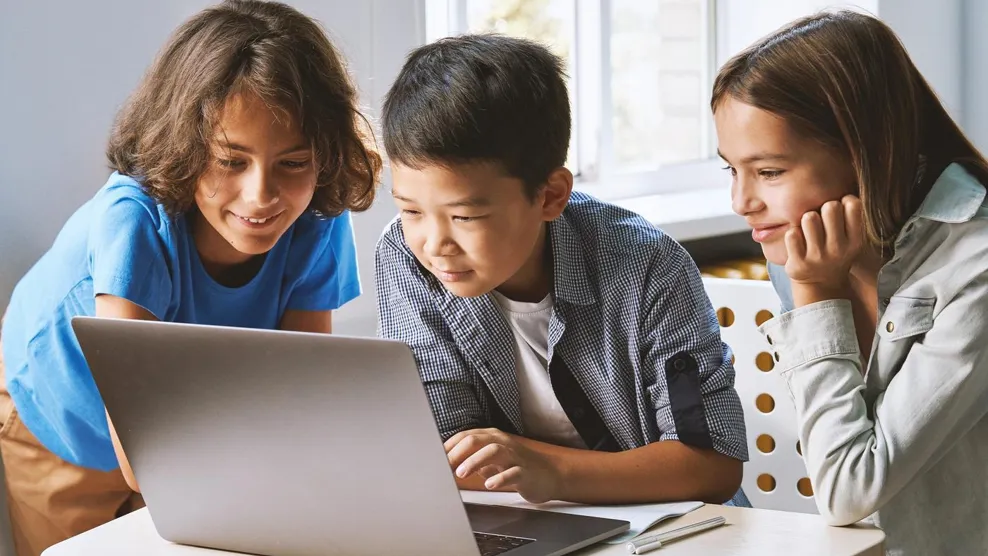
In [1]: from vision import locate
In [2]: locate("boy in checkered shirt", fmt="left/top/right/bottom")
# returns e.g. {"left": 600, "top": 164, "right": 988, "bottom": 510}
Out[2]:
{"left": 376, "top": 34, "right": 749, "bottom": 506}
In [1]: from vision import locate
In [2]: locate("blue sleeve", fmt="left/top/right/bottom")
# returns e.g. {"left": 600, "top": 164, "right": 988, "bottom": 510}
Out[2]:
{"left": 766, "top": 262, "right": 794, "bottom": 313}
{"left": 286, "top": 211, "right": 362, "bottom": 311}
{"left": 88, "top": 196, "right": 172, "bottom": 319}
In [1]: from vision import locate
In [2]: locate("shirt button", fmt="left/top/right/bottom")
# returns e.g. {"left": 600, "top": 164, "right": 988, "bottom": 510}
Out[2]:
{"left": 572, "top": 407, "right": 586, "bottom": 420}
{"left": 886, "top": 321, "right": 895, "bottom": 333}
{"left": 674, "top": 358, "right": 687, "bottom": 371}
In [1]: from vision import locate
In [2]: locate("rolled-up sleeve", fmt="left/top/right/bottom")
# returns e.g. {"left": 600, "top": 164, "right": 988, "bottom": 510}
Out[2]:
{"left": 642, "top": 248, "right": 749, "bottom": 462}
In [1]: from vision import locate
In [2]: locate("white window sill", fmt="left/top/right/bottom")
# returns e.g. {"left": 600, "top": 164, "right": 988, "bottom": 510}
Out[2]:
{"left": 609, "top": 187, "right": 748, "bottom": 242}
{"left": 573, "top": 159, "right": 747, "bottom": 242}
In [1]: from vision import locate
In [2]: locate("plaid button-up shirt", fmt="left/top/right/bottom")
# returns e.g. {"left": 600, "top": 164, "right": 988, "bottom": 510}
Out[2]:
{"left": 376, "top": 191, "right": 749, "bottom": 503}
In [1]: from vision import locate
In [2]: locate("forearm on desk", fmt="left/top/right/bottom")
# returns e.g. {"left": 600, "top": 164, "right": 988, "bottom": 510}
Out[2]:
{"left": 548, "top": 440, "right": 741, "bottom": 504}
{"left": 458, "top": 437, "right": 741, "bottom": 504}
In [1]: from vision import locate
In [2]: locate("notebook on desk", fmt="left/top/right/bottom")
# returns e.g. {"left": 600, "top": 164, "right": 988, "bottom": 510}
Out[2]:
{"left": 73, "top": 317, "right": 630, "bottom": 556}
{"left": 461, "top": 491, "right": 703, "bottom": 544}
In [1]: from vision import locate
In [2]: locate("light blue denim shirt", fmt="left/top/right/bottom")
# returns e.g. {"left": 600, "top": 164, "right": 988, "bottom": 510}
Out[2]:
{"left": 762, "top": 164, "right": 988, "bottom": 556}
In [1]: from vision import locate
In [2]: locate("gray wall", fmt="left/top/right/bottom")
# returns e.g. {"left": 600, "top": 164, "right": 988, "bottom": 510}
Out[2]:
{"left": 879, "top": 0, "right": 964, "bottom": 119}
{"left": 718, "top": 0, "right": 965, "bottom": 122}
{"left": 0, "top": 0, "right": 419, "bottom": 336}
{"left": 963, "top": 0, "right": 988, "bottom": 151}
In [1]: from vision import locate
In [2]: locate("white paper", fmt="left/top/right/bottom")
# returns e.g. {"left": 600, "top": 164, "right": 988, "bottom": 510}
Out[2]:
{"left": 460, "top": 491, "right": 704, "bottom": 544}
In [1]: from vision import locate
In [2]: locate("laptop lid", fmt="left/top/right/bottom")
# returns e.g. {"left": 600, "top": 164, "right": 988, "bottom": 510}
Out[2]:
{"left": 72, "top": 317, "right": 482, "bottom": 556}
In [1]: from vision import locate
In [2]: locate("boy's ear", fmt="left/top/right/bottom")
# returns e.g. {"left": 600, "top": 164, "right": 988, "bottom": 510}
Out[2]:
{"left": 540, "top": 167, "right": 573, "bottom": 221}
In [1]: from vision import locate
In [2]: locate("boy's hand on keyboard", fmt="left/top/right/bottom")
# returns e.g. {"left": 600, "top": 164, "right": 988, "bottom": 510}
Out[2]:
{"left": 445, "top": 428, "right": 561, "bottom": 504}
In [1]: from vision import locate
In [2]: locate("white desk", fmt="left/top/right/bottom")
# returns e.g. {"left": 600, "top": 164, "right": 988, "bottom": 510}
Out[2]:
{"left": 44, "top": 504, "right": 885, "bottom": 555}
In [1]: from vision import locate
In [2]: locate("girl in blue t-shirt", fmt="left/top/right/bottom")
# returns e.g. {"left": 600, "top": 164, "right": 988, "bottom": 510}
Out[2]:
{"left": 0, "top": 1, "right": 381, "bottom": 553}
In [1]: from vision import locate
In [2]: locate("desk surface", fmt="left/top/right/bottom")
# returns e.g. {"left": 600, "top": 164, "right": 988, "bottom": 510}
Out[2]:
{"left": 44, "top": 504, "right": 885, "bottom": 556}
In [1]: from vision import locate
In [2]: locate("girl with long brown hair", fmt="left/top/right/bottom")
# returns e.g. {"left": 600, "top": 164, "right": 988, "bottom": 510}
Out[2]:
{"left": 714, "top": 10, "right": 988, "bottom": 554}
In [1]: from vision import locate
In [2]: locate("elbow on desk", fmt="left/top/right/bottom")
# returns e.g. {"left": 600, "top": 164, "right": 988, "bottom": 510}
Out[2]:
{"left": 702, "top": 488, "right": 738, "bottom": 505}
{"left": 808, "top": 454, "right": 888, "bottom": 526}
{"left": 816, "top": 489, "right": 876, "bottom": 527}
{"left": 819, "top": 506, "right": 871, "bottom": 527}
{"left": 700, "top": 457, "right": 743, "bottom": 504}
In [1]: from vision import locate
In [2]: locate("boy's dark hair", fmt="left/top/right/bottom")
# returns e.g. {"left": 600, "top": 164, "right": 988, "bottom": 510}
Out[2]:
{"left": 107, "top": 0, "right": 381, "bottom": 217}
{"left": 382, "top": 34, "right": 570, "bottom": 198}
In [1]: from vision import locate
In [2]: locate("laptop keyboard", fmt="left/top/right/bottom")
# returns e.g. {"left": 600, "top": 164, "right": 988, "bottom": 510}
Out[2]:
{"left": 474, "top": 532, "right": 535, "bottom": 556}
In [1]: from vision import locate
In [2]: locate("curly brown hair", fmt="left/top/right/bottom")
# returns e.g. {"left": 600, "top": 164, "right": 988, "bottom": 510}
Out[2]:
{"left": 107, "top": 0, "right": 381, "bottom": 218}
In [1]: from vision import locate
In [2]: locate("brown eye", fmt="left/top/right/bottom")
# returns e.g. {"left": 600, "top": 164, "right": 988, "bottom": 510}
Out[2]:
{"left": 453, "top": 215, "right": 488, "bottom": 222}
{"left": 216, "top": 158, "right": 245, "bottom": 169}
{"left": 281, "top": 159, "right": 310, "bottom": 170}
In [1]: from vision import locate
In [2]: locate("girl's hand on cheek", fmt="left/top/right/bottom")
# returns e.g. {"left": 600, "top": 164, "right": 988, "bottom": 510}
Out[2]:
{"left": 785, "top": 195, "right": 864, "bottom": 306}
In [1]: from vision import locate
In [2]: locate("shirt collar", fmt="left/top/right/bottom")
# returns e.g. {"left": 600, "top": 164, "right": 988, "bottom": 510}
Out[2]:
{"left": 914, "top": 163, "right": 986, "bottom": 223}
{"left": 548, "top": 211, "right": 597, "bottom": 306}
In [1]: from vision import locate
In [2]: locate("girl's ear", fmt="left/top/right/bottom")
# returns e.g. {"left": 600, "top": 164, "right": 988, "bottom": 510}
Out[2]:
{"left": 541, "top": 167, "right": 573, "bottom": 221}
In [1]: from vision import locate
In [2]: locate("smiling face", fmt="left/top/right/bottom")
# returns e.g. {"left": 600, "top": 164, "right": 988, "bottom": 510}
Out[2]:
{"left": 192, "top": 92, "right": 317, "bottom": 269}
{"left": 714, "top": 97, "right": 857, "bottom": 265}
{"left": 391, "top": 162, "right": 571, "bottom": 301}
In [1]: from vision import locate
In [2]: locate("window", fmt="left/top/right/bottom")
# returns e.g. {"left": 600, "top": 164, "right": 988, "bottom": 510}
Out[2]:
{"left": 426, "top": 0, "right": 719, "bottom": 199}
{"left": 425, "top": 0, "right": 877, "bottom": 203}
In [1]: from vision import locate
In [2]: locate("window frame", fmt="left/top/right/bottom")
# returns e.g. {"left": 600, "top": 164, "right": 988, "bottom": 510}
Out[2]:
{"left": 425, "top": 0, "right": 728, "bottom": 201}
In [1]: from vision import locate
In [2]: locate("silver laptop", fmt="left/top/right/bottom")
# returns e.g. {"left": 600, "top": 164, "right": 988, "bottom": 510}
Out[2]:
{"left": 72, "top": 317, "right": 629, "bottom": 556}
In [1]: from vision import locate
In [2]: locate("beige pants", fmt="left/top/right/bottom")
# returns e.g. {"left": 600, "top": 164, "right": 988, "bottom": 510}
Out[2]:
{"left": 0, "top": 338, "right": 144, "bottom": 556}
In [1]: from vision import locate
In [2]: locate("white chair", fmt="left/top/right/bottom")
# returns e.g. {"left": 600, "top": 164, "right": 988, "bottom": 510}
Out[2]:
{"left": 702, "top": 277, "right": 818, "bottom": 514}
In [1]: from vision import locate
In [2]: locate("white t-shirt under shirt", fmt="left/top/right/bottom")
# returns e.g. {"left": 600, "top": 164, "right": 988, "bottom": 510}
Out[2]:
{"left": 490, "top": 291, "right": 586, "bottom": 449}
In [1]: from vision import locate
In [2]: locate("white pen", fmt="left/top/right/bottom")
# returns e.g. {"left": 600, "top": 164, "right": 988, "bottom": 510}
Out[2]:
{"left": 625, "top": 516, "right": 727, "bottom": 554}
